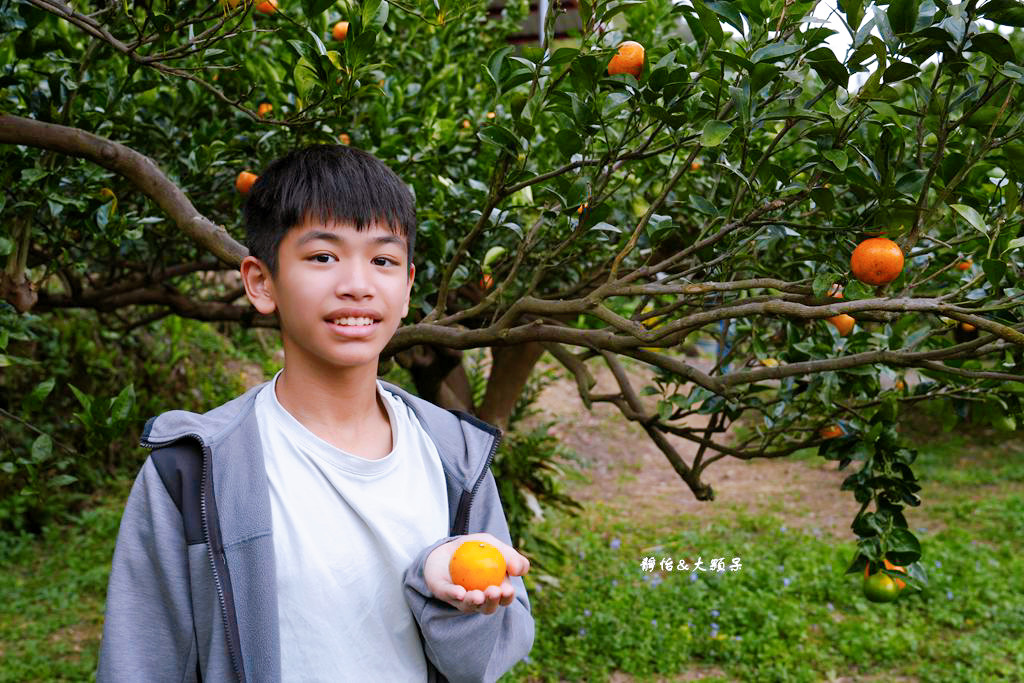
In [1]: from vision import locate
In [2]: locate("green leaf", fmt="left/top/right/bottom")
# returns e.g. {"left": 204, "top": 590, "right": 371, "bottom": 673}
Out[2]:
{"left": 701, "top": 120, "right": 734, "bottom": 147}
{"left": 813, "top": 271, "right": 838, "bottom": 297}
{"left": 294, "top": 56, "right": 320, "bottom": 100}
{"left": 982, "top": 258, "right": 1007, "bottom": 287}
{"left": 823, "top": 149, "right": 848, "bottom": 171}
{"left": 31, "top": 434, "right": 52, "bottom": 464}
{"left": 487, "top": 46, "right": 513, "bottom": 89}
{"left": 750, "top": 42, "right": 802, "bottom": 64}
{"left": 882, "top": 61, "right": 919, "bottom": 83}
{"left": 23, "top": 377, "right": 55, "bottom": 413}
{"left": 951, "top": 204, "right": 988, "bottom": 234}
{"left": 692, "top": 0, "right": 724, "bottom": 46}
{"left": 968, "top": 32, "right": 1017, "bottom": 64}
{"left": 1003, "top": 236, "right": 1024, "bottom": 254}
{"left": 840, "top": 0, "right": 865, "bottom": 31}
{"left": 49, "top": 474, "right": 77, "bottom": 488}
{"left": 110, "top": 384, "right": 135, "bottom": 422}
{"left": 477, "top": 124, "right": 520, "bottom": 155}
{"left": 888, "top": 0, "right": 920, "bottom": 34}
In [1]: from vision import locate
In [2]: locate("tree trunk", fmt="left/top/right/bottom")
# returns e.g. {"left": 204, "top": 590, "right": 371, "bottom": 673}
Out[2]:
{"left": 477, "top": 341, "right": 546, "bottom": 431}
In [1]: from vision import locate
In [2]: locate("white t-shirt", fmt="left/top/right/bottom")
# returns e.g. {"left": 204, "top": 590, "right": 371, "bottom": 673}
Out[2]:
{"left": 255, "top": 369, "right": 450, "bottom": 682}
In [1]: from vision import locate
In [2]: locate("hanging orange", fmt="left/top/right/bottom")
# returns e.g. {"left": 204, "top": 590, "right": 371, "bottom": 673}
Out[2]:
{"left": 257, "top": 102, "right": 273, "bottom": 117}
{"left": 956, "top": 259, "right": 972, "bottom": 271}
{"left": 607, "top": 41, "right": 645, "bottom": 77}
{"left": 819, "top": 424, "right": 843, "bottom": 439}
{"left": 850, "top": 237, "right": 904, "bottom": 286}
{"left": 825, "top": 286, "right": 854, "bottom": 336}
{"left": 235, "top": 171, "right": 259, "bottom": 195}
{"left": 332, "top": 21, "right": 349, "bottom": 41}
{"left": 864, "top": 558, "right": 907, "bottom": 590}
{"left": 255, "top": 0, "right": 277, "bottom": 13}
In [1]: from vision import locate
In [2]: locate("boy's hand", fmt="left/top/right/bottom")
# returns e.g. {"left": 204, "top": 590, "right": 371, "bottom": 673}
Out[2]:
{"left": 424, "top": 533, "right": 530, "bottom": 615}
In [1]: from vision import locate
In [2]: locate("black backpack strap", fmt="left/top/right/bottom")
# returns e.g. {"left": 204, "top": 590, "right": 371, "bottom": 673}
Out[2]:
{"left": 151, "top": 439, "right": 205, "bottom": 546}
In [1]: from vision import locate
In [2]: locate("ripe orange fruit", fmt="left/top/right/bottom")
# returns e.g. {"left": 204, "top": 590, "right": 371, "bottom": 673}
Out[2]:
{"left": 332, "top": 20, "right": 349, "bottom": 41}
{"left": 607, "top": 41, "right": 645, "bottom": 77}
{"left": 257, "top": 102, "right": 273, "bottom": 117}
{"left": 827, "top": 313, "right": 855, "bottom": 336}
{"left": 895, "top": 380, "right": 906, "bottom": 391}
{"left": 961, "top": 322, "right": 976, "bottom": 332}
{"left": 850, "top": 237, "right": 904, "bottom": 286}
{"left": 462, "top": 119, "right": 472, "bottom": 129}
{"left": 255, "top": 0, "right": 277, "bottom": 13}
{"left": 338, "top": 132, "right": 351, "bottom": 145}
{"left": 956, "top": 259, "right": 972, "bottom": 271}
{"left": 825, "top": 286, "right": 854, "bottom": 336}
{"left": 479, "top": 273, "right": 494, "bottom": 290}
{"left": 690, "top": 161, "right": 701, "bottom": 171}
{"left": 449, "top": 540, "right": 506, "bottom": 592}
{"left": 819, "top": 424, "right": 843, "bottom": 439}
{"left": 486, "top": 111, "right": 496, "bottom": 119}
{"left": 235, "top": 171, "right": 259, "bottom": 195}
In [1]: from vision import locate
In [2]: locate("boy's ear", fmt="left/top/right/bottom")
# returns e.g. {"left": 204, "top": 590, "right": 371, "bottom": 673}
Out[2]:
{"left": 240, "top": 256, "right": 278, "bottom": 315}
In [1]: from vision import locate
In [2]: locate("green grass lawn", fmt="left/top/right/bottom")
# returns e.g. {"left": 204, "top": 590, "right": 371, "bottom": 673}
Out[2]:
{"left": 1, "top": 425, "right": 1022, "bottom": 682}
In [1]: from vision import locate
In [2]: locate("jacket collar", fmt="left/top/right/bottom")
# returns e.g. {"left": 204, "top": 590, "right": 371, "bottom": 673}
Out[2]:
{"left": 139, "top": 377, "right": 502, "bottom": 498}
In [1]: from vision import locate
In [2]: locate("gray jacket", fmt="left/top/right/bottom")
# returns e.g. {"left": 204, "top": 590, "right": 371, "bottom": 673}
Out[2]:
{"left": 97, "top": 379, "right": 534, "bottom": 682}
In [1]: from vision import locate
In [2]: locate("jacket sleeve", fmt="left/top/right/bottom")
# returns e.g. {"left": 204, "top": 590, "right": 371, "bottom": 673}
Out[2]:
{"left": 97, "top": 457, "right": 199, "bottom": 683}
{"left": 403, "top": 469, "right": 535, "bottom": 683}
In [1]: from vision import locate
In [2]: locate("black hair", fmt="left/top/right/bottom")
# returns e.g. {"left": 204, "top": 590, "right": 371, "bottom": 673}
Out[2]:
{"left": 242, "top": 144, "right": 416, "bottom": 278}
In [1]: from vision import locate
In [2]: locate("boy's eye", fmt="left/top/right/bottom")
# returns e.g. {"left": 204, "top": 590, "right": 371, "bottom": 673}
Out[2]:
{"left": 310, "top": 254, "right": 398, "bottom": 266}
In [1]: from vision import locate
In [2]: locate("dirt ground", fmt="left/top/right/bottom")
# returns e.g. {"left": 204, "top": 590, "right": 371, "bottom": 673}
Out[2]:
{"left": 520, "top": 354, "right": 870, "bottom": 540}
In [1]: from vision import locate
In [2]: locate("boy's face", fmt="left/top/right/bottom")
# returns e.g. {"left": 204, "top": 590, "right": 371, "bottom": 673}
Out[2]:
{"left": 241, "top": 218, "right": 415, "bottom": 375}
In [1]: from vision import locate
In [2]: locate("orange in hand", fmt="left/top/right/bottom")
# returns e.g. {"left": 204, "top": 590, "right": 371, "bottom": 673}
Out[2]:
{"left": 449, "top": 540, "right": 507, "bottom": 592}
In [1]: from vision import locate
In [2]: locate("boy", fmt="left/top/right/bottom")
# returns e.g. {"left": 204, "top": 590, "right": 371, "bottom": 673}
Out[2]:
{"left": 98, "top": 145, "right": 534, "bottom": 682}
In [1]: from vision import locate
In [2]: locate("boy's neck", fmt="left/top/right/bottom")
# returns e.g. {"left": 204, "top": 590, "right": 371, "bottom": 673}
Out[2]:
{"left": 273, "top": 362, "right": 388, "bottom": 438}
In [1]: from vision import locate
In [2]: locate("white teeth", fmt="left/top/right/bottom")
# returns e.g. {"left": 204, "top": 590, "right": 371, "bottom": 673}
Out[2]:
{"left": 332, "top": 317, "right": 375, "bottom": 326}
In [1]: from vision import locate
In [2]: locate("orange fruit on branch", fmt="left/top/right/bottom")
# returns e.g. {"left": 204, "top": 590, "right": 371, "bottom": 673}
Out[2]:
{"left": 819, "top": 424, "right": 843, "bottom": 439}
{"left": 449, "top": 540, "right": 507, "bottom": 592}
{"left": 827, "top": 313, "right": 855, "bottom": 336}
{"left": 338, "top": 132, "right": 351, "bottom": 145}
{"left": 607, "top": 41, "right": 645, "bottom": 77}
{"left": 850, "top": 237, "right": 904, "bottom": 286}
{"left": 235, "top": 171, "right": 259, "bottom": 195}
{"left": 257, "top": 102, "right": 273, "bottom": 117}
{"left": 956, "top": 259, "right": 972, "bottom": 271}
{"left": 864, "top": 558, "right": 907, "bottom": 590}
{"left": 332, "top": 20, "right": 349, "bottom": 41}
{"left": 255, "top": 0, "right": 277, "bottom": 13}
{"left": 479, "top": 273, "right": 494, "bottom": 290}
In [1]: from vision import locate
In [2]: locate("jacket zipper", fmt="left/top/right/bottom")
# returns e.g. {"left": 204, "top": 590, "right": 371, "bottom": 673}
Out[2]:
{"left": 143, "top": 433, "right": 245, "bottom": 682}
{"left": 457, "top": 429, "right": 503, "bottom": 536}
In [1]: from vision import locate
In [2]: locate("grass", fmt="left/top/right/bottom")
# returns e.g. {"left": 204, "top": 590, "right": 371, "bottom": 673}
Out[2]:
{"left": 1, "top": 420, "right": 1021, "bottom": 682}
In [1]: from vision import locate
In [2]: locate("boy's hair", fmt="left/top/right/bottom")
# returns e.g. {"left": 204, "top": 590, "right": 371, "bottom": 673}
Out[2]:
{"left": 242, "top": 144, "right": 417, "bottom": 279}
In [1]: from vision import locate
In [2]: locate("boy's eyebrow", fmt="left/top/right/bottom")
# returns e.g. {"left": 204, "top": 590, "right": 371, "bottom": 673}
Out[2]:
{"left": 296, "top": 230, "right": 406, "bottom": 249}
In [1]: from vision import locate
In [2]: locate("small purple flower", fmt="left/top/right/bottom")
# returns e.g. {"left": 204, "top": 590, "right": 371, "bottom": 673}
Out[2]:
{"left": 583, "top": 609, "right": 591, "bottom": 617}
{"left": 651, "top": 619, "right": 658, "bottom": 627}
{"left": 689, "top": 571, "right": 698, "bottom": 582}
{"left": 779, "top": 525, "right": 787, "bottom": 533}
{"left": 611, "top": 579, "right": 618, "bottom": 587}
{"left": 579, "top": 550, "right": 586, "bottom": 559}
{"left": 827, "top": 602, "right": 834, "bottom": 611}
{"left": 649, "top": 575, "right": 663, "bottom": 588}
{"left": 710, "top": 609, "right": 720, "bottom": 617}
{"left": 917, "top": 527, "right": 928, "bottom": 533}
{"left": 711, "top": 621, "right": 719, "bottom": 630}
{"left": 947, "top": 590, "right": 954, "bottom": 600}
{"left": 609, "top": 537, "right": 621, "bottom": 550}
{"left": 783, "top": 577, "right": 791, "bottom": 587}
{"left": 734, "top": 635, "right": 742, "bottom": 641}
{"left": 578, "top": 627, "right": 587, "bottom": 636}
{"left": 934, "top": 560, "right": 942, "bottom": 568}
{"left": 688, "top": 621, "right": 694, "bottom": 629}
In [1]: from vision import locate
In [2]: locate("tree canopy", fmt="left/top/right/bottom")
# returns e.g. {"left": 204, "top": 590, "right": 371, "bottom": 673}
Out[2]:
{"left": 3, "top": 0, "right": 1024, "bottom": 575}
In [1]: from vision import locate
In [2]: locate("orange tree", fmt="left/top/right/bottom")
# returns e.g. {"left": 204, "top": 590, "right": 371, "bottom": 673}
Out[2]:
{"left": 2, "top": 0, "right": 1024, "bottom": 579}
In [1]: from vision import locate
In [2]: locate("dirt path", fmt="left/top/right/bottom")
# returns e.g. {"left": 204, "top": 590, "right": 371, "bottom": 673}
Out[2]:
{"left": 520, "top": 353, "right": 871, "bottom": 539}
